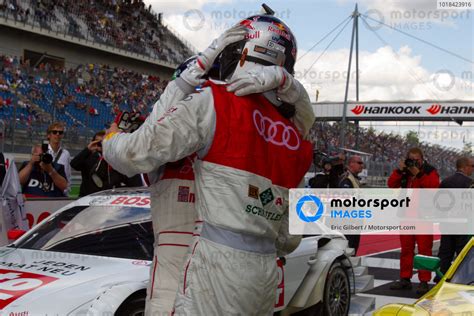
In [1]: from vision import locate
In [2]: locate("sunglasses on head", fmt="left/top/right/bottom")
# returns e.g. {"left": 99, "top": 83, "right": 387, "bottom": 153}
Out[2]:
{"left": 49, "top": 130, "right": 64, "bottom": 135}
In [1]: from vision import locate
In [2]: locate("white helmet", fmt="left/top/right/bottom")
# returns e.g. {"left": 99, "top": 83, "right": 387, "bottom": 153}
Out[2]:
{"left": 218, "top": 15, "right": 297, "bottom": 81}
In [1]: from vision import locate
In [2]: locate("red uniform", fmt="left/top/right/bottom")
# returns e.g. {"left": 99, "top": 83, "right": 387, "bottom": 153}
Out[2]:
{"left": 387, "top": 166, "right": 440, "bottom": 282}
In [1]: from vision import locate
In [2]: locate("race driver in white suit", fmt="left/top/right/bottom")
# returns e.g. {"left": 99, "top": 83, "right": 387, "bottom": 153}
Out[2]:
{"left": 104, "top": 15, "right": 314, "bottom": 316}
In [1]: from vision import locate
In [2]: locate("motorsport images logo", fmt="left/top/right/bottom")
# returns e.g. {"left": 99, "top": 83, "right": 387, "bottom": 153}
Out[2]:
{"left": 290, "top": 189, "right": 474, "bottom": 235}
{"left": 296, "top": 194, "right": 412, "bottom": 222}
{"left": 296, "top": 195, "right": 324, "bottom": 222}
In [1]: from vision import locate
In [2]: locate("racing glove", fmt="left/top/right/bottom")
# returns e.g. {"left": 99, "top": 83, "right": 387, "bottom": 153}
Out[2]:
{"left": 114, "top": 111, "right": 145, "bottom": 133}
{"left": 176, "top": 24, "right": 248, "bottom": 92}
{"left": 227, "top": 65, "right": 315, "bottom": 137}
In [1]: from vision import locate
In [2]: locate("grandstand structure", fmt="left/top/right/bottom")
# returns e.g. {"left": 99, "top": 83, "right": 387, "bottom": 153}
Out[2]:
{"left": 311, "top": 101, "right": 474, "bottom": 180}
{"left": 0, "top": 0, "right": 195, "bottom": 155}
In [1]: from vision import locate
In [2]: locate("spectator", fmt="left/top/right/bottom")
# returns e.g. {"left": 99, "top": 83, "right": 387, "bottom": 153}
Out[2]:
{"left": 338, "top": 155, "right": 365, "bottom": 255}
{"left": 309, "top": 153, "right": 345, "bottom": 188}
{"left": 70, "top": 131, "right": 143, "bottom": 196}
{"left": 46, "top": 122, "right": 72, "bottom": 196}
{"left": 18, "top": 144, "right": 67, "bottom": 197}
{"left": 436, "top": 156, "right": 473, "bottom": 281}
{"left": 388, "top": 147, "right": 440, "bottom": 295}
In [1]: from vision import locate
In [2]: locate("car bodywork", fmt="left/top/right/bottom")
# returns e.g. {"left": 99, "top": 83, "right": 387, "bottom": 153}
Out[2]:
{"left": 0, "top": 188, "right": 354, "bottom": 315}
{"left": 374, "top": 237, "right": 474, "bottom": 315}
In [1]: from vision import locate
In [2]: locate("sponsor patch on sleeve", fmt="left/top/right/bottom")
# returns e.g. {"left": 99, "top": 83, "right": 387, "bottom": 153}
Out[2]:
{"left": 259, "top": 188, "right": 275, "bottom": 206}
{"left": 248, "top": 185, "right": 260, "bottom": 199}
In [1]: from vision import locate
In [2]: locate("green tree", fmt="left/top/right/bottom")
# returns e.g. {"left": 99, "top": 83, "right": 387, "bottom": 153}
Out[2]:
{"left": 405, "top": 130, "right": 419, "bottom": 145}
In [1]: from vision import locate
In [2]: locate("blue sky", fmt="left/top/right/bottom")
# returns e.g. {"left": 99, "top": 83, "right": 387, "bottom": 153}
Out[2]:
{"left": 147, "top": 0, "right": 473, "bottom": 149}
{"left": 152, "top": 0, "right": 472, "bottom": 78}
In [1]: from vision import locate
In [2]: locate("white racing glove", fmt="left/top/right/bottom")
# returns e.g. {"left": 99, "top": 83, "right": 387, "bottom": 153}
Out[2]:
{"left": 226, "top": 65, "right": 287, "bottom": 97}
{"left": 177, "top": 24, "right": 248, "bottom": 92}
{"left": 227, "top": 65, "right": 315, "bottom": 137}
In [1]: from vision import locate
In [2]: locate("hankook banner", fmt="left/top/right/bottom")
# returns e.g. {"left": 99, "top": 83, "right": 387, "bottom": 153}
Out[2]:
{"left": 289, "top": 189, "right": 474, "bottom": 235}
{"left": 312, "top": 102, "right": 474, "bottom": 121}
{"left": 348, "top": 103, "right": 474, "bottom": 118}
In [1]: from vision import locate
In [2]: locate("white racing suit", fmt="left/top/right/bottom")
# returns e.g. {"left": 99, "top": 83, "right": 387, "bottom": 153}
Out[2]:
{"left": 105, "top": 80, "right": 199, "bottom": 315}
{"left": 104, "top": 81, "right": 313, "bottom": 315}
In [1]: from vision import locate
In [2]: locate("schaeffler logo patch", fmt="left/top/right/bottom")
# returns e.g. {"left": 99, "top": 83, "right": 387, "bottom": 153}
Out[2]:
{"left": 427, "top": 104, "right": 442, "bottom": 115}
{"left": 351, "top": 105, "right": 365, "bottom": 115}
{"left": 253, "top": 110, "right": 300, "bottom": 150}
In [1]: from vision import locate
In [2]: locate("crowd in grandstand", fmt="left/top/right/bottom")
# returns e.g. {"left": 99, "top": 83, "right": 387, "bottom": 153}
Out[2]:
{"left": 0, "top": 51, "right": 465, "bottom": 177}
{"left": 0, "top": 0, "right": 193, "bottom": 64}
{"left": 0, "top": 54, "right": 168, "bottom": 133}
{"left": 311, "top": 121, "right": 459, "bottom": 176}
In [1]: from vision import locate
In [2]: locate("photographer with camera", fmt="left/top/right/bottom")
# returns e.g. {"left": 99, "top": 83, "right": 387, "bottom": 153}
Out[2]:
{"left": 309, "top": 152, "right": 345, "bottom": 188}
{"left": 387, "top": 147, "right": 440, "bottom": 295}
{"left": 18, "top": 144, "right": 68, "bottom": 197}
{"left": 46, "top": 122, "right": 72, "bottom": 196}
{"left": 71, "top": 131, "right": 143, "bottom": 197}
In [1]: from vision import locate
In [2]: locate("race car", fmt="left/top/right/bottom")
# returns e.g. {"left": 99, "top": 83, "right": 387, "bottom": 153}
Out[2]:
{"left": 0, "top": 188, "right": 368, "bottom": 315}
{"left": 374, "top": 237, "right": 474, "bottom": 315}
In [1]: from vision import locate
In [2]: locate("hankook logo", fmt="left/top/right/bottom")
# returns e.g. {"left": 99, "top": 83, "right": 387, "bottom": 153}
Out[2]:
{"left": 427, "top": 104, "right": 442, "bottom": 115}
{"left": 349, "top": 104, "right": 474, "bottom": 116}
{"left": 350, "top": 105, "right": 421, "bottom": 115}
{"left": 351, "top": 105, "right": 365, "bottom": 115}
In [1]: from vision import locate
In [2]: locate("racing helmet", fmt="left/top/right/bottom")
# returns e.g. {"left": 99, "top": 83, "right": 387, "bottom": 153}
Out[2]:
{"left": 219, "top": 15, "right": 297, "bottom": 81}
{"left": 171, "top": 55, "right": 198, "bottom": 80}
{"left": 172, "top": 55, "right": 220, "bottom": 82}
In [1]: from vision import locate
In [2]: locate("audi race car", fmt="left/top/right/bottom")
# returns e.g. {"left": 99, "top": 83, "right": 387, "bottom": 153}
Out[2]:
{"left": 0, "top": 188, "right": 366, "bottom": 315}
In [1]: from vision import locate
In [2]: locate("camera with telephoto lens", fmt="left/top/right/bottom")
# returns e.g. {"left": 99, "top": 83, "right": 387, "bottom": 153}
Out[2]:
{"left": 313, "top": 151, "right": 341, "bottom": 169}
{"left": 404, "top": 158, "right": 417, "bottom": 168}
{"left": 40, "top": 143, "right": 53, "bottom": 164}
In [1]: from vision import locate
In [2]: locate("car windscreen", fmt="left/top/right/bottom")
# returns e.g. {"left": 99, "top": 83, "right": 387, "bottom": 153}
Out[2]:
{"left": 449, "top": 247, "right": 473, "bottom": 285}
{"left": 14, "top": 205, "right": 154, "bottom": 260}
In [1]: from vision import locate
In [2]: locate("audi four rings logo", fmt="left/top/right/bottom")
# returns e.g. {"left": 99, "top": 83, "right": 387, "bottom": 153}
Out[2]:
{"left": 253, "top": 110, "right": 300, "bottom": 150}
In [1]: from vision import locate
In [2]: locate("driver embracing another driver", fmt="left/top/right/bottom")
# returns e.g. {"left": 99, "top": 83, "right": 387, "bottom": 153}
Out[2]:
{"left": 103, "top": 12, "right": 315, "bottom": 316}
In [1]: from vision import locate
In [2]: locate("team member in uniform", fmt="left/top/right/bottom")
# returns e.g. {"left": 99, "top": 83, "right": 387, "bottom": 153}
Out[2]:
{"left": 104, "top": 15, "right": 313, "bottom": 315}
{"left": 388, "top": 147, "right": 440, "bottom": 294}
